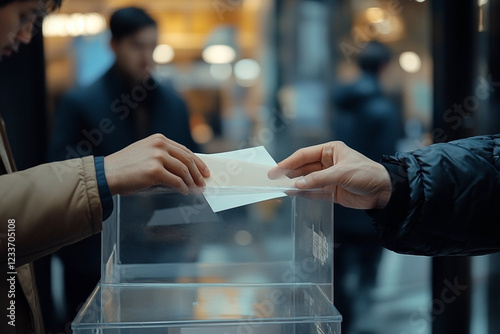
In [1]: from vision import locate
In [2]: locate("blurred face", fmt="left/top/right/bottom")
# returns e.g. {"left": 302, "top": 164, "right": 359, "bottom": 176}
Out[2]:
{"left": 0, "top": 1, "right": 42, "bottom": 62}
{"left": 111, "top": 26, "right": 157, "bottom": 84}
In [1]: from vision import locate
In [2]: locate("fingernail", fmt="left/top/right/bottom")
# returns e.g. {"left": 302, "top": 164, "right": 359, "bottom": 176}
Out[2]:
{"left": 296, "top": 177, "right": 307, "bottom": 187}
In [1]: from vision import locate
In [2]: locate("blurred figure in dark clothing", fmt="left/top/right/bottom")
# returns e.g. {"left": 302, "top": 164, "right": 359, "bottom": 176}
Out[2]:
{"left": 49, "top": 7, "right": 198, "bottom": 159}
{"left": 45, "top": 7, "right": 199, "bottom": 332}
{"left": 331, "top": 40, "right": 400, "bottom": 333}
{"left": 333, "top": 40, "right": 398, "bottom": 161}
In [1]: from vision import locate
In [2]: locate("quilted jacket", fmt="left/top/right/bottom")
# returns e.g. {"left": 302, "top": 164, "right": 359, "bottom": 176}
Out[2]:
{"left": 370, "top": 135, "right": 500, "bottom": 256}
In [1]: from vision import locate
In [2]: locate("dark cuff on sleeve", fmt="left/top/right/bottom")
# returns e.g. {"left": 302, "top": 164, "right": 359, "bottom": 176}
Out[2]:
{"left": 94, "top": 156, "right": 113, "bottom": 220}
{"left": 366, "top": 156, "right": 411, "bottom": 226}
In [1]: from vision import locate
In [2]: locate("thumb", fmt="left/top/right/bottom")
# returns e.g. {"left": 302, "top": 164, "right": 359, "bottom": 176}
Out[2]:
{"left": 295, "top": 166, "right": 340, "bottom": 189}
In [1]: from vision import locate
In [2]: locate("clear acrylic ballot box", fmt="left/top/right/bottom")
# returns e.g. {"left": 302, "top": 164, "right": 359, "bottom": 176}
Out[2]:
{"left": 72, "top": 188, "right": 342, "bottom": 333}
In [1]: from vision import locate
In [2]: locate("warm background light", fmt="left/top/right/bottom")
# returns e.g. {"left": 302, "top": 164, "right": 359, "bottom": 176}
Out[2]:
{"left": 399, "top": 51, "right": 422, "bottom": 73}
{"left": 43, "top": 13, "right": 107, "bottom": 37}
{"left": 366, "top": 7, "right": 386, "bottom": 23}
{"left": 153, "top": 44, "right": 175, "bottom": 64}
{"left": 202, "top": 45, "right": 237, "bottom": 64}
{"left": 192, "top": 123, "right": 214, "bottom": 144}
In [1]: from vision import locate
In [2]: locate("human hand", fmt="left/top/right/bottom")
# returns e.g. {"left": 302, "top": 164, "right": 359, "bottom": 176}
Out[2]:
{"left": 268, "top": 141, "right": 392, "bottom": 209}
{"left": 104, "top": 134, "right": 210, "bottom": 195}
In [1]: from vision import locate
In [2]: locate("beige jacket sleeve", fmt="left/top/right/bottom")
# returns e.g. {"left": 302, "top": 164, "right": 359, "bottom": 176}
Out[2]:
{"left": 0, "top": 156, "right": 103, "bottom": 266}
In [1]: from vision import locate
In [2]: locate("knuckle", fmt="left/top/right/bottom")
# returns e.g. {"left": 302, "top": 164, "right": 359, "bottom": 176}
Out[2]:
{"left": 185, "top": 156, "right": 196, "bottom": 166}
{"left": 150, "top": 135, "right": 166, "bottom": 148}
{"left": 180, "top": 165, "right": 190, "bottom": 177}
{"left": 151, "top": 133, "right": 164, "bottom": 140}
{"left": 296, "top": 147, "right": 308, "bottom": 159}
{"left": 173, "top": 177, "right": 185, "bottom": 188}
{"left": 151, "top": 149, "right": 165, "bottom": 161}
{"left": 333, "top": 141, "right": 346, "bottom": 148}
{"left": 296, "top": 147, "right": 307, "bottom": 154}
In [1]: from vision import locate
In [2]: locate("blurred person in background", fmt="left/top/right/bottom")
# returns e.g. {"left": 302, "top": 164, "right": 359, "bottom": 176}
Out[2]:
{"left": 49, "top": 6, "right": 198, "bottom": 159}
{"left": 0, "top": 1, "right": 210, "bottom": 333}
{"left": 47, "top": 6, "right": 199, "bottom": 330}
{"left": 330, "top": 40, "right": 400, "bottom": 333}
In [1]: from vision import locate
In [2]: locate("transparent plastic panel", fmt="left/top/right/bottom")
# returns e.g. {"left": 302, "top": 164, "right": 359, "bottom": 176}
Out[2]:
{"left": 77, "top": 188, "right": 340, "bottom": 333}
{"left": 102, "top": 189, "right": 333, "bottom": 290}
{"left": 73, "top": 284, "right": 341, "bottom": 333}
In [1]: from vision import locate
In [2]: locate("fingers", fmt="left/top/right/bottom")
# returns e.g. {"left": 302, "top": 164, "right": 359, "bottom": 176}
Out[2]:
{"left": 191, "top": 154, "right": 211, "bottom": 178}
{"left": 280, "top": 145, "right": 325, "bottom": 170}
{"left": 162, "top": 147, "right": 205, "bottom": 188}
{"left": 158, "top": 136, "right": 210, "bottom": 176}
{"left": 105, "top": 134, "right": 211, "bottom": 196}
{"left": 268, "top": 145, "right": 325, "bottom": 179}
{"left": 154, "top": 167, "right": 190, "bottom": 194}
{"left": 149, "top": 134, "right": 210, "bottom": 188}
{"left": 275, "top": 161, "right": 324, "bottom": 179}
{"left": 267, "top": 166, "right": 289, "bottom": 179}
{"left": 295, "top": 167, "right": 339, "bottom": 189}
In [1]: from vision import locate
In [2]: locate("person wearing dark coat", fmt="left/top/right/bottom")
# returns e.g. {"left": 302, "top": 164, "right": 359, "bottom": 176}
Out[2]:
{"left": 46, "top": 7, "right": 199, "bottom": 330}
{"left": 368, "top": 135, "right": 500, "bottom": 256}
{"left": 49, "top": 64, "right": 198, "bottom": 160}
{"left": 49, "top": 9, "right": 198, "bottom": 161}
{"left": 269, "top": 135, "right": 500, "bottom": 256}
{"left": 332, "top": 41, "right": 399, "bottom": 162}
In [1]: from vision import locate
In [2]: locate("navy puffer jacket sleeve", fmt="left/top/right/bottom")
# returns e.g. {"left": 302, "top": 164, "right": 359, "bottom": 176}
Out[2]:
{"left": 368, "top": 135, "right": 500, "bottom": 256}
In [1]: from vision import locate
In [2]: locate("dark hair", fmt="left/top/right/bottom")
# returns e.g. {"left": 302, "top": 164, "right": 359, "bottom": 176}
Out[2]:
{"left": 110, "top": 7, "right": 156, "bottom": 41}
{"left": 0, "top": 0, "right": 62, "bottom": 12}
{"left": 357, "top": 41, "right": 392, "bottom": 74}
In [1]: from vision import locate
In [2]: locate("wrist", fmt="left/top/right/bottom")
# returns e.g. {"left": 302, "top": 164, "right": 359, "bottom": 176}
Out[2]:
{"left": 94, "top": 156, "right": 114, "bottom": 219}
{"left": 366, "top": 156, "right": 411, "bottom": 226}
{"left": 103, "top": 156, "right": 118, "bottom": 196}
{"left": 375, "top": 164, "right": 392, "bottom": 209}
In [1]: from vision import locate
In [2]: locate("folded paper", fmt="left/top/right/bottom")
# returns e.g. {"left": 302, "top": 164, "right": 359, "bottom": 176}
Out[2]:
{"left": 196, "top": 146, "right": 297, "bottom": 212}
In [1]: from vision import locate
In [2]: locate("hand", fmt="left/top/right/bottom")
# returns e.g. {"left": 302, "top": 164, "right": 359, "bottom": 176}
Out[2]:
{"left": 268, "top": 141, "right": 392, "bottom": 210}
{"left": 104, "top": 134, "right": 210, "bottom": 195}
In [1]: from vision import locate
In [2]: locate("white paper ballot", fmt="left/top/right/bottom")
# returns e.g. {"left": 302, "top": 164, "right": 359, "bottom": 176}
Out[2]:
{"left": 196, "top": 146, "right": 297, "bottom": 212}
